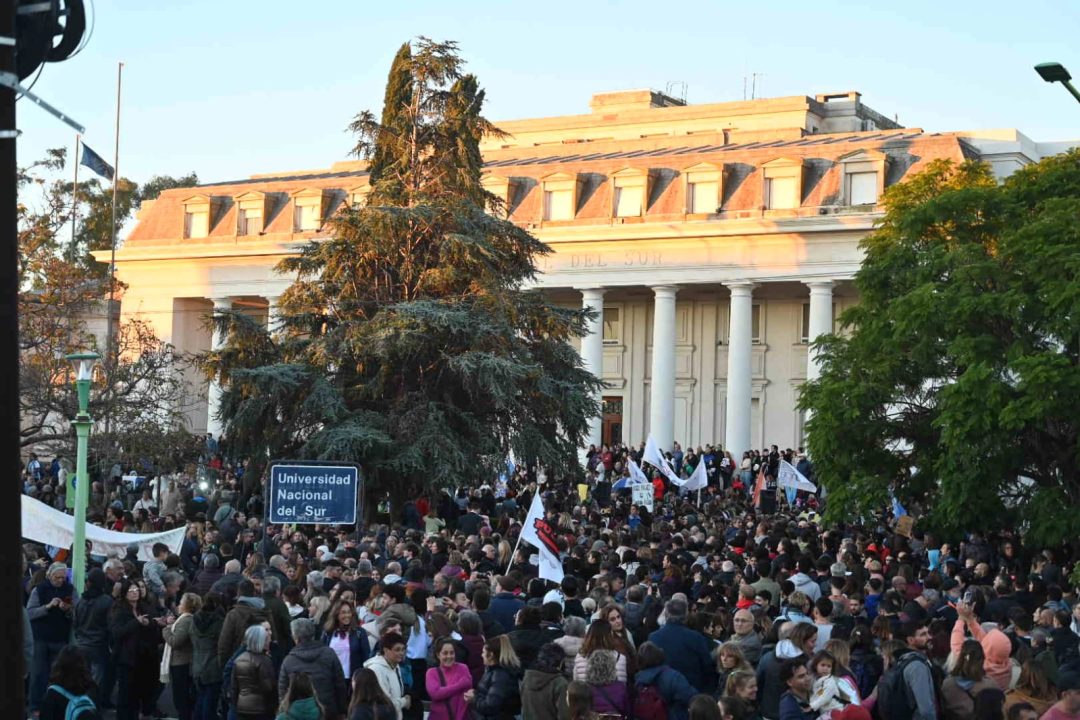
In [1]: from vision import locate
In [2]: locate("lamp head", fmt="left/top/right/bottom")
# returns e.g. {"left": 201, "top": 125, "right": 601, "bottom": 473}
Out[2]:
{"left": 64, "top": 351, "right": 100, "bottom": 381}
{"left": 1035, "top": 62, "right": 1072, "bottom": 83}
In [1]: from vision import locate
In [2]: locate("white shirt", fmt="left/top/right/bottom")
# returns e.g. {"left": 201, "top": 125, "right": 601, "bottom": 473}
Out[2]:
{"left": 329, "top": 632, "right": 352, "bottom": 678}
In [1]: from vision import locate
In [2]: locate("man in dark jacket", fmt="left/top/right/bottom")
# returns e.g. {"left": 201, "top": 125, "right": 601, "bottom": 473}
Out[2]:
{"left": 218, "top": 580, "right": 267, "bottom": 665}
{"left": 192, "top": 554, "right": 224, "bottom": 597}
{"left": 211, "top": 559, "right": 244, "bottom": 598}
{"left": 490, "top": 574, "right": 525, "bottom": 633}
{"left": 647, "top": 598, "right": 717, "bottom": 694}
{"left": 778, "top": 660, "right": 815, "bottom": 720}
{"left": 74, "top": 567, "right": 114, "bottom": 688}
{"left": 262, "top": 575, "right": 294, "bottom": 653}
{"left": 508, "top": 606, "right": 551, "bottom": 671}
{"left": 279, "top": 618, "right": 348, "bottom": 718}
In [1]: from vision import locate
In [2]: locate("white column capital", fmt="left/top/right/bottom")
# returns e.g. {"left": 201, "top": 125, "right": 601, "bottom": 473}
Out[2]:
{"left": 804, "top": 279, "right": 835, "bottom": 293}
{"left": 650, "top": 285, "right": 679, "bottom": 299}
{"left": 724, "top": 281, "right": 757, "bottom": 297}
{"left": 578, "top": 287, "right": 606, "bottom": 305}
{"left": 211, "top": 296, "right": 234, "bottom": 312}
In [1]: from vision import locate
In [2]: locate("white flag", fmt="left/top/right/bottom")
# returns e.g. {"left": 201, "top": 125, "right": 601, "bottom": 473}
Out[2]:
{"left": 778, "top": 459, "right": 817, "bottom": 493}
{"left": 684, "top": 458, "right": 708, "bottom": 492}
{"left": 643, "top": 435, "right": 681, "bottom": 485}
{"left": 627, "top": 459, "right": 650, "bottom": 485}
{"left": 519, "top": 493, "right": 564, "bottom": 582}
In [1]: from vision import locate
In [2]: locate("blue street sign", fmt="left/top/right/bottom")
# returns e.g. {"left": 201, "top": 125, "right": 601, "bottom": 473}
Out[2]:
{"left": 268, "top": 462, "right": 361, "bottom": 525}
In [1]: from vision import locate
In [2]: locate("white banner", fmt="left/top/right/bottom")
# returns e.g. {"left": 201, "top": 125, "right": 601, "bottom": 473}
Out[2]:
{"left": 627, "top": 459, "right": 650, "bottom": 485}
{"left": 519, "top": 493, "right": 564, "bottom": 582}
{"left": 684, "top": 458, "right": 708, "bottom": 492}
{"left": 643, "top": 436, "right": 682, "bottom": 485}
{"left": 778, "top": 460, "right": 817, "bottom": 493}
{"left": 22, "top": 495, "right": 187, "bottom": 561}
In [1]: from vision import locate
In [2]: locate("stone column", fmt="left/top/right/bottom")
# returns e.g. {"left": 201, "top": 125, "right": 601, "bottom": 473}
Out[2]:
{"left": 805, "top": 280, "right": 834, "bottom": 382}
{"left": 206, "top": 296, "right": 233, "bottom": 443}
{"left": 724, "top": 282, "right": 755, "bottom": 459}
{"left": 579, "top": 288, "right": 606, "bottom": 452}
{"left": 649, "top": 286, "right": 678, "bottom": 452}
{"left": 266, "top": 295, "right": 282, "bottom": 335}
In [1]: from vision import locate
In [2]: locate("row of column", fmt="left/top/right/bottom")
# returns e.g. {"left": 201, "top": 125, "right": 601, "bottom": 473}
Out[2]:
{"left": 579, "top": 280, "right": 835, "bottom": 460}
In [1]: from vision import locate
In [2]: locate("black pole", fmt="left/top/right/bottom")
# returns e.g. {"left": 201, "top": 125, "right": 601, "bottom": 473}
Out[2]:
{"left": 0, "top": 0, "right": 28, "bottom": 714}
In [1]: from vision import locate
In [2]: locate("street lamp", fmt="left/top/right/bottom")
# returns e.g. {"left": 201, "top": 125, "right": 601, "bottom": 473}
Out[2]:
{"left": 1035, "top": 62, "right": 1080, "bottom": 104}
{"left": 65, "top": 350, "right": 99, "bottom": 594}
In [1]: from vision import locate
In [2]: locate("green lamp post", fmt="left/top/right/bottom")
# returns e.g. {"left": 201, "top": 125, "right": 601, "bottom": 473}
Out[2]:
{"left": 65, "top": 350, "right": 99, "bottom": 594}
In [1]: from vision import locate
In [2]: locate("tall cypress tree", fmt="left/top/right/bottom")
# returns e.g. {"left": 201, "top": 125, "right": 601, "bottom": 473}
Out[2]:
{"left": 202, "top": 38, "right": 601, "bottom": 513}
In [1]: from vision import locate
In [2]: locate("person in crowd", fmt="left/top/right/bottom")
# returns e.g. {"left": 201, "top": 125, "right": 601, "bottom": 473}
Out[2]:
{"left": 277, "top": 672, "right": 325, "bottom": 720}
{"left": 457, "top": 610, "right": 487, "bottom": 684}
{"left": 221, "top": 579, "right": 268, "bottom": 665}
{"left": 555, "top": 616, "right": 586, "bottom": 677}
{"left": 232, "top": 624, "right": 279, "bottom": 720}
{"left": 522, "top": 643, "right": 570, "bottom": 720}
{"left": 39, "top": 644, "right": 102, "bottom": 720}
{"left": 321, "top": 599, "right": 371, "bottom": 682}
{"left": 777, "top": 660, "right": 815, "bottom": 720}
{"left": 164, "top": 591, "right": 203, "bottom": 720}
{"left": 566, "top": 680, "right": 595, "bottom": 720}
{"left": 634, "top": 641, "right": 697, "bottom": 720}
{"left": 689, "top": 693, "right": 724, "bottom": 720}
{"left": 280, "top": 618, "right": 348, "bottom": 720}
{"left": 1003, "top": 661, "right": 1056, "bottom": 717}
{"left": 28, "top": 561, "right": 76, "bottom": 712}
{"left": 73, "top": 567, "right": 114, "bottom": 691}
{"left": 348, "top": 668, "right": 397, "bottom": 720}
{"left": 730, "top": 609, "right": 763, "bottom": 665}
{"left": 473, "top": 636, "right": 522, "bottom": 720}
{"left": 425, "top": 636, "right": 474, "bottom": 720}
{"left": 649, "top": 598, "right": 717, "bottom": 693}
{"left": 363, "top": 631, "right": 411, "bottom": 720}
{"left": 717, "top": 642, "right": 754, "bottom": 694}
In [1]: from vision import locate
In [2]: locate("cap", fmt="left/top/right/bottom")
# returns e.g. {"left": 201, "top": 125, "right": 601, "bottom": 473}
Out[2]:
{"left": 721, "top": 560, "right": 736, "bottom": 573}
{"left": 831, "top": 562, "right": 849, "bottom": 578}
{"left": 542, "top": 589, "right": 565, "bottom": 609}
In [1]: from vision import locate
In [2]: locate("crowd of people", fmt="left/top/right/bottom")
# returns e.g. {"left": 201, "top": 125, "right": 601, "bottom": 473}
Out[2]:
{"left": 19, "top": 439, "right": 1080, "bottom": 720}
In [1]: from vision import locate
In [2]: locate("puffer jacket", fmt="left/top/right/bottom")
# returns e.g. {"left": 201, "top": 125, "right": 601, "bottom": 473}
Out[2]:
{"left": 279, "top": 640, "right": 348, "bottom": 718}
{"left": 473, "top": 665, "right": 521, "bottom": 720}
{"left": 231, "top": 650, "right": 277, "bottom": 716}
{"left": 521, "top": 667, "right": 569, "bottom": 720}
{"left": 584, "top": 649, "right": 628, "bottom": 718}
{"left": 191, "top": 607, "right": 227, "bottom": 684}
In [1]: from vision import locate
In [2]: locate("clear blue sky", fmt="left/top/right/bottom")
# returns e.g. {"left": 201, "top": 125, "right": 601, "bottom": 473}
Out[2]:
{"left": 17, "top": 0, "right": 1080, "bottom": 187}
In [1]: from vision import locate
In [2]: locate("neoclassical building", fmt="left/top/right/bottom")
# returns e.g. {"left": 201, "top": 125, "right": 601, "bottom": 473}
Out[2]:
{"left": 101, "top": 88, "right": 1074, "bottom": 460}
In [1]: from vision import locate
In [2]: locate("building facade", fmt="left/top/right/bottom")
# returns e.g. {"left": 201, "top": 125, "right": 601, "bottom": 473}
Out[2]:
{"left": 100, "top": 89, "right": 1074, "bottom": 460}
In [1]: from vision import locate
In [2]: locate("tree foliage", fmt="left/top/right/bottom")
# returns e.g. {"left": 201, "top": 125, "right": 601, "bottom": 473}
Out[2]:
{"left": 801, "top": 152, "right": 1080, "bottom": 544}
{"left": 202, "top": 38, "right": 601, "bottom": 508}
{"left": 17, "top": 150, "right": 199, "bottom": 469}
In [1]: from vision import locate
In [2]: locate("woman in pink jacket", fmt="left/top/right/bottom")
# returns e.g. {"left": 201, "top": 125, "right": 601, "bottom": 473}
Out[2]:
{"left": 426, "top": 637, "right": 474, "bottom": 720}
{"left": 952, "top": 600, "right": 1019, "bottom": 691}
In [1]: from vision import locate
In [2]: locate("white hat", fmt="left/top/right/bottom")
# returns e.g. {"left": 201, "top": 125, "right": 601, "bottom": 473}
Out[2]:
{"left": 543, "top": 589, "right": 565, "bottom": 608}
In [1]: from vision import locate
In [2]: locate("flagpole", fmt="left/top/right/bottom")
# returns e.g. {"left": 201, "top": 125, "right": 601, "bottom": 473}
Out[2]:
{"left": 104, "top": 61, "right": 123, "bottom": 436}
{"left": 70, "top": 134, "right": 79, "bottom": 259}
{"left": 505, "top": 533, "right": 525, "bottom": 576}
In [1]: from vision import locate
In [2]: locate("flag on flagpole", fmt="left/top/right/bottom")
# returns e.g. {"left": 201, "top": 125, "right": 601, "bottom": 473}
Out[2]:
{"left": 80, "top": 143, "right": 114, "bottom": 180}
{"left": 684, "top": 458, "right": 708, "bottom": 492}
{"left": 753, "top": 467, "right": 766, "bottom": 507}
{"left": 777, "top": 460, "right": 817, "bottom": 493}
{"left": 520, "top": 493, "right": 564, "bottom": 582}
{"left": 643, "top": 435, "right": 681, "bottom": 485}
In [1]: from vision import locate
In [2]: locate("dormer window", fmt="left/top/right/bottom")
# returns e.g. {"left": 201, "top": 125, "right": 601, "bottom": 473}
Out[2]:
{"left": 761, "top": 157, "right": 804, "bottom": 211}
{"left": 234, "top": 191, "right": 270, "bottom": 236}
{"left": 610, "top": 167, "right": 651, "bottom": 218}
{"left": 181, "top": 194, "right": 217, "bottom": 239}
{"left": 540, "top": 172, "right": 582, "bottom": 221}
{"left": 292, "top": 188, "right": 329, "bottom": 232}
{"left": 684, "top": 162, "right": 723, "bottom": 215}
{"left": 838, "top": 149, "right": 888, "bottom": 206}
{"left": 480, "top": 174, "right": 515, "bottom": 218}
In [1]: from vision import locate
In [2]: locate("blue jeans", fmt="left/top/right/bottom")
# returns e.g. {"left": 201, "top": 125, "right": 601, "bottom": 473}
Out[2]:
{"left": 195, "top": 680, "right": 222, "bottom": 720}
{"left": 30, "top": 639, "right": 67, "bottom": 710}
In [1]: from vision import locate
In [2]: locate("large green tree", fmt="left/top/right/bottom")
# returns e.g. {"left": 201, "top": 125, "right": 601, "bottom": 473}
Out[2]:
{"left": 201, "top": 38, "right": 601, "bottom": 510}
{"left": 801, "top": 152, "right": 1080, "bottom": 544}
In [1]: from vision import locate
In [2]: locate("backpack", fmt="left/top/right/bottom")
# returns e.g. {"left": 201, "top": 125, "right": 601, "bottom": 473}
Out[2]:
{"left": 633, "top": 671, "right": 668, "bottom": 720}
{"left": 849, "top": 654, "right": 879, "bottom": 700}
{"left": 876, "top": 652, "right": 937, "bottom": 720}
{"left": 47, "top": 684, "right": 96, "bottom": 720}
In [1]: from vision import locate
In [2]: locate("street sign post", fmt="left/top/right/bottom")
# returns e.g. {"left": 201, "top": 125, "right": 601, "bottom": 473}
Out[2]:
{"left": 268, "top": 462, "right": 361, "bottom": 525}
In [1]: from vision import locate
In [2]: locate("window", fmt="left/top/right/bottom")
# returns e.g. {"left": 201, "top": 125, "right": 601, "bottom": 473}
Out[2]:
{"left": 602, "top": 307, "right": 621, "bottom": 343}
{"left": 294, "top": 203, "right": 321, "bottom": 232}
{"left": 761, "top": 157, "right": 804, "bottom": 211}
{"left": 752, "top": 304, "right": 762, "bottom": 344}
{"left": 613, "top": 186, "right": 641, "bottom": 217}
{"left": 540, "top": 172, "right": 581, "bottom": 222}
{"left": 689, "top": 180, "right": 719, "bottom": 214}
{"left": 238, "top": 208, "right": 262, "bottom": 235}
{"left": 847, "top": 171, "right": 878, "bottom": 205}
{"left": 765, "top": 176, "right": 799, "bottom": 210}
{"left": 543, "top": 189, "right": 574, "bottom": 220}
{"left": 184, "top": 210, "right": 209, "bottom": 239}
